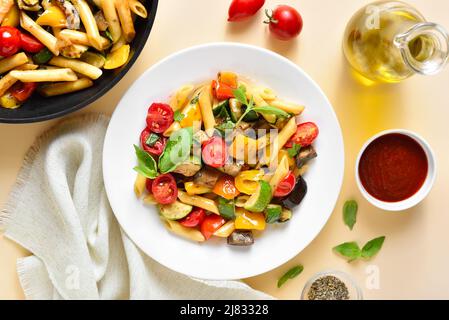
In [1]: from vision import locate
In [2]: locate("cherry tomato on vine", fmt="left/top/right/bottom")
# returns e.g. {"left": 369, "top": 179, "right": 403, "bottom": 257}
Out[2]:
{"left": 285, "top": 122, "right": 319, "bottom": 148}
{"left": 202, "top": 136, "right": 227, "bottom": 168}
{"left": 274, "top": 171, "right": 296, "bottom": 197}
{"left": 200, "top": 214, "right": 226, "bottom": 240}
{"left": 228, "top": 0, "right": 265, "bottom": 22}
{"left": 180, "top": 208, "right": 206, "bottom": 228}
{"left": 152, "top": 174, "right": 178, "bottom": 204}
{"left": 20, "top": 33, "right": 45, "bottom": 53}
{"left": 265, "top": 5, "right": 303, "bottom": 40}
{"left": 0, "top": 26, "right": 21, "bottom": 57}
{"left": 140, "top": 128, "right": 167, "bottom": 156}
{"left": 146, "top": 103, "right": 174, "bottom": 133}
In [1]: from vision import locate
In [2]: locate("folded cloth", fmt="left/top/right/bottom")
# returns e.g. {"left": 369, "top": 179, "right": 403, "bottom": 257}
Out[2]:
{"left": 0, "top": 114, "right": 272, "bottom": 300}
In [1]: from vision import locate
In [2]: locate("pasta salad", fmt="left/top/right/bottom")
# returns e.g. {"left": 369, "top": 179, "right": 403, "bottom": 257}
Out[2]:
{"left": 134, "top": 71, "right": 319, "bottom": 246}
{"left": 0, "top": 0, "right": 148, "bottom": 109}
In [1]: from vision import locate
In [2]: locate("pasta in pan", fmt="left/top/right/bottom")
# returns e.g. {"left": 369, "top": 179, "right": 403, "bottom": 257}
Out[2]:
{"left": 133, "top": 72, "right": 319, "bottom": 247}
{"left": 0, "top": 0, "right": 149, "bottom": 109}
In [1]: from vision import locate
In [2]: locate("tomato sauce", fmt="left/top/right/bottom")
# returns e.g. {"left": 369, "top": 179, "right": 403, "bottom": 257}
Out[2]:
{"left": 358, "top": 133, "right": 428, "bottom": 202}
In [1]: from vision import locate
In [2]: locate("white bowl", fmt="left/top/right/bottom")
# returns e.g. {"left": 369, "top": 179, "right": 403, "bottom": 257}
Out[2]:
{"left": 103, "top": 43, "right": 345, "bottom": 280}
{"left": 355, "top": 129, "right": 436, "bottom": 212}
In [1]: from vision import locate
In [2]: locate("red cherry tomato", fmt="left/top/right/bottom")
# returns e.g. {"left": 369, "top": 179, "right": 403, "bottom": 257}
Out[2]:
{"left": 151, "top": 174, "right": 178, "bottom": 204}
{"left": 202, "top": 137, "right": 227, "bottom": 168}
{"left": 211, "top": 80, "right": 234, "bottom": 101}
{"left": 20, "top": 33, "right": 45, "bottom": 53}
{"left": 145, "top": 178, "right": 153, "bottom": 193}
{"left": 274, "top": 171, "right": 296, "bottom": 197}
{"left": 228, "top": 0, "right": 265, "bottom": 22}
{"left": 180, "top": 208, "right": 206, "bottom": 228}
{"left": 0, "top": 26, "right": 21, "bottom": 57}
{"left": 200, "top": 214, "right": 226, "bottom": 240}
{"left": 140, "top": 128, "right": 167, "bottom": 156}
{"left": 265, "top": 5, "right": 303, "bottom": 40}
{"left": 11, "top": 82, "right": 37, "bottom": 102}
{"left": 146, "top": 103, "right": 174, "bottom": 133}
{"left": 285, "top": 122, "right": 319, "bottom": 148}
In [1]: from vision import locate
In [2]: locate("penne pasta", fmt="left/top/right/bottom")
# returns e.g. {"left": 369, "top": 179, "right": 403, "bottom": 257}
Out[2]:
{"left": 270, "top": 99, "right": 305, "bottom": 115}
{"left": 163, "top": 219, "right": 205, "bottom": 242}
{"left": 214, "top": 221, "right": 236, "bottom": 238}
{"left": 268, "top": 117, "right": 297, "bottom": 163}
{"left": 0, "top": 52, "right": 29, "bottom": 75}
{"left": 115, "top": 0, "right": 136, "bottom": 42}
{"left": 111, "top": 34, "right": 126, "bottom": 52}
{"left": 269, "top": 156, "right": 290, "bottom": 195}
{"left": 129, "top": 0, "right": 148, "bottom": 18}
{"left": 0, "top": 0, "right": 14, "bottom": 25}
{"left": 72, "top": 0, "right": 103, "bottom": 51}
{"left": 198, "top": 85, "right": 215, "bottom": 136}
{"left": 101, "top": 0, "right": 122, "bottom": 43}
{"left": 10, "top": 68, "right": 78, "bottom": 82}
{"left": 20, "top": 12, "right": 59, "bottom": 55}
{"left": 0, "top": 64, "right": 38, "bottom": 97}
{"left": 177, "top": 191, "right": 219, "bottom": 214}
{"left": 38, "top": 78, "right": 94, "bottom": 97}
{"left": 49, "top": 56, "right": 103, "bottom": 80}
{"left": 169, "top": 84, "right": 196, "bottom": 111}
{"left": 59, "top": 29, "right": 110, "bottom": 50}
{"left": 133, "top": 173, "right": 147, "bottom": 198}
{"left": 256, "top": 87, "right": 277, "bottom": 101}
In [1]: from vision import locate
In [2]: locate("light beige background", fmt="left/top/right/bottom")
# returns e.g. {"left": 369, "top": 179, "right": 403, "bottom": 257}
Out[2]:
{"left": 1, "top": 0, "right": 449, "bottom": 300}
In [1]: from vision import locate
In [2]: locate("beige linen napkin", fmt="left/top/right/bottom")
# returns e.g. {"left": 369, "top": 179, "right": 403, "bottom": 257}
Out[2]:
{"left": 0, "top": 114, "right": 272, "bottom": 300}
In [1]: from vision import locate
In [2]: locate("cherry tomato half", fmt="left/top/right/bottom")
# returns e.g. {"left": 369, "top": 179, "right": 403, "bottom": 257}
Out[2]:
{"left": 146, "top": 103, "right": 174, "bottom": 133}
{"left": 140, "top": 128, "right": 167, "bottom": 156}
{"left": 202, "top": 136, "right": 227, "bottom": 168}
{"left": 211, "top": 80, "right": 235, "bottom": 101}
{"left": 152, "top": 174, "right": 178, "bottom": 204}
{"left": 20, "top": 33, "right": 45, "bottom": 53}
{"left": 228, "top": 0, "right": 265, "bottom": 22}
{"left": 145, "top": 178, "right": 153, "bottom": 193}
{"left": 11, "top": 82, "right": 37, "bottom": 102}
{"left": 200, "top": 214, "right": 226, "bottom": 240}
{"left": 0, "top": 26, "right": 21, "bottom": 57}
{"left": 265, "top": 5, "right": 303, "bottom": 41}
{"left": 274, "top": 171, "right": 296, "bottom": 197}
{"left": 285, "top": 122, "right": 319, "bottom": 148}
{"left": 180, "top": 208, "right": 206, "bottom": 228}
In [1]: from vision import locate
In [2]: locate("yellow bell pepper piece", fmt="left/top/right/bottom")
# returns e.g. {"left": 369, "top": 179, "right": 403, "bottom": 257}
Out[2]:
{"left": 1, "top": 4, "right": 19, "bottom": 27}
{"left": 229, "top": 135, "right": 259, "bottom": 163}
{"left": 36, "top": 5, "right": 67, "bottom": 28}
{"left": 235, "top": 170, "right": 265, "bottom": 195}
{"left": 235, "top": 208, "right": 266, "bottom": 231}
{"left": 180, "top": 100, "right": 202, "bottom": 128}
{"left": 278, "top": 149, "right": 296, "bottom": 168}
{"left": 184, "top": 182, "right": 212, "bottom": 196}
{"left": 104, "top": 45, "right": 130, "bottom": 70}
{"left": 214, "top": 221, "right": 235, "bottom": 238}
{"left": 0, "top": 94, "right": 20, "bottom": 109}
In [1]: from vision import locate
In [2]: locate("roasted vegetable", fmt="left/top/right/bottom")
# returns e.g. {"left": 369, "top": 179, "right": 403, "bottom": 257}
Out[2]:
{"left": 277, "top": 176, "right": 307, "bottom": 209}
{"left": 159, "top": 201, "right": 193, "bottom": 220}
{"left": 264, "top": 204, "right": 282, "bottom": 223}
{"left": 218, "top": 163, "right": 243, "bottom": 177}
{"left": 193, "top": 167, "right": 221, "bottom": 189}
{"left": 173, "top": 156, "right": 202, "bottom": 177}
{"left": 55, "top": 0, "right": 80, "bottom": 29}
{"left": 279, "top": 208, "right": 292, "bottom": 223}
{"left": 227, "top": 230, "right": 254, "bottom": 246}
{"left": 18, "top": 0, "right": 41, "bottom": 11}
{"left": 296, "top": 146, "right": 317, "bottom": 168}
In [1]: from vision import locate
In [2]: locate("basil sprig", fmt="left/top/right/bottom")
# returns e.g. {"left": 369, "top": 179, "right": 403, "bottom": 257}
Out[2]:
{"left": 158, "top": 127, "right": 193, "bottom": 173}
{"left": 333, "top": 236, "right": 386, "bottom": 262}
{"left": 343, "top": 200, "right": 358, "bottom": 230}
{"left": 133, "top": 145, "right": 158, "bottom": 179}
{"left": 287, "top": 143, "right": 301, "bottom": 158}
{"left": 277, "top": 265, "right": 304, "bottom": 288}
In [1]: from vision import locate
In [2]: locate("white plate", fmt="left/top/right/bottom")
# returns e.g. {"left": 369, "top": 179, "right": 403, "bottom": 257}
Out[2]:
{"left": 103, "top": 43, "right": 344, "bottom": 280}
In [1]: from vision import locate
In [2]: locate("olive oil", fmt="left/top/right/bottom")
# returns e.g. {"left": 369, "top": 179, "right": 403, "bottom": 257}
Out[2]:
{"left": 343, "top": 1, "right": 449, "bottom": 83}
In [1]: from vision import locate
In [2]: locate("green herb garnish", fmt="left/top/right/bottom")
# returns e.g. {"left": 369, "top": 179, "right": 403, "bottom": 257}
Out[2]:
{"left": 287, "top": 143, "right": 302, "bottom": 158}
{"left": 343, "top": 200, "right": 358, "bottom": 230}
{"left": 217, "top": 197, "right": 236, "bottom": 220}
{"left": 173, "top": 110, "right": 185, "bottom": 122}
{"left": 145, "top": 133, "right": 160, "bottom": 147}
{"left": 190, "top": 95, "right": 200, "bottom": 104}
{"left": 158, "top": 127, "right": 193, "bottom": 173}
{"left": 333, "top": 236, "right": 386, "bottom": 262}
{"left": 133, "top": 145, "right": 158, "bottom": 179}
{"left": 278, "top": 265, "right": 304, "bottom": 288}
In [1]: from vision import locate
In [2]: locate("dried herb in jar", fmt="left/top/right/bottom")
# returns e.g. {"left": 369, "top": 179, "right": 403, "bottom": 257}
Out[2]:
{"left": 307, "top": 275, "right": 350, "bottom": 300}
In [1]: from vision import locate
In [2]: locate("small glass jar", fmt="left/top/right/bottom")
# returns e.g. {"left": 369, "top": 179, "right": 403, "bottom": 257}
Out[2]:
{"left": 301, "top": 270, "right": 363, "bottom": 300}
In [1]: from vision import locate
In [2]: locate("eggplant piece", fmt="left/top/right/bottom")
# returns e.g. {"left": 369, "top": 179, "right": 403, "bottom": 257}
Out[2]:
{"left": 193, "top": 167, "right": 221, "bottom": 189}
{"left": 296, "top": 146, "right": 317, "bottom": 168}
{"left": 218, "top": 163, "right": 243, "bottom": 177}
{"left": 278, "top": 176, "right": 308, "bottom": 209}
{"left": 55, "top": 0, "right": 81, "bottom": 30}
{"left": 227, "top": 230, "right": 254, "bottom": 246}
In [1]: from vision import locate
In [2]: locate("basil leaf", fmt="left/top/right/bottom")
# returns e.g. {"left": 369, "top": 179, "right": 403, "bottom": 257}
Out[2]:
{"left": 145, "top": 133, "right": 160, "bottom": 147}
{"left": 233, "top": 85, "right": 248, "bottom": 106}
{"left": 252, "top": 105, "right": 290, "bottom": 118}
{"left": 173, "top": 110, "right": 185, "bottom": 122}
{"left": 287, "top": 143, "right": 301, "bottom": 158}
{"left": 343, "top": 200, "right": 358, "bottom": 230}
{"left": 217, "top": 197, "right": 236, "bottom": 220}
{"left": 158, "top": 127, "right": 193, "bottom": 173}
{"left": 333, "top": 242, "right": 361, "bottom": 262}
{"left": 133, "top": 145, "right": 158, "bottom": 178}
{"left": 277, "top": 265, "right": 304, "bottom": 288}
{"left": 216, "top": 120, "right": 235, "bottom": 135}
{"left": 361, "top": 236, "right": 385, "bottom": 259}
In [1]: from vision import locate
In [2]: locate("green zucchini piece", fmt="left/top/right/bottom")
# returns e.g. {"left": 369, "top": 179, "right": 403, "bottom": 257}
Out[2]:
{"left": 159, "top": 201, "right": 193, "bottom": 220}
{"left": 264, "top": 204, "right": 282, "bottom": 223}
